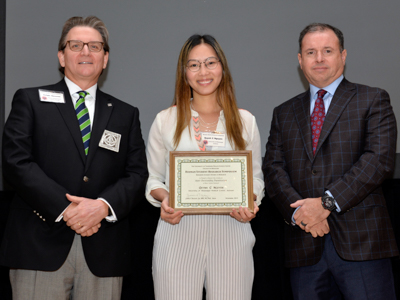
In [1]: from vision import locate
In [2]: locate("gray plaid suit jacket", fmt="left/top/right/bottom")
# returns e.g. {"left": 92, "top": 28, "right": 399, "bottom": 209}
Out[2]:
{"left": 263, "top": 78, "right": 398, "bottom": 268}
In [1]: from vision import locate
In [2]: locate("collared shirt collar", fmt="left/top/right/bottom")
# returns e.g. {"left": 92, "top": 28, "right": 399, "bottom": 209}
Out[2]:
{"left": 310, "top": 75, "right": 344, "bottom": 100}
{"left": 64, "top": 77, "right": 97, "bottom": 122}
{"left": 64, "top": 76, "right": 97, "bottom": 101}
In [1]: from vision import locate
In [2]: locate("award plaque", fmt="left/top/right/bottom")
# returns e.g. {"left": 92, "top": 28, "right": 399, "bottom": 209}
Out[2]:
{"left": 169, "top": 151, "right": 253, "bottom": 214}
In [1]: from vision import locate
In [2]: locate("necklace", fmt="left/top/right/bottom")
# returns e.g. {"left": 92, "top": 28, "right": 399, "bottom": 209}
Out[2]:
{"left": 190, "top": 102, "right": 220, "bottom": 126}
{"left": 190, "top": 102, "right": 220, "bottom": 150}
{"left": 199, "top": 123, "right": 217, "bottom": 132}
{"left": 199, "top": 116, "right": 218, "bottom": 126}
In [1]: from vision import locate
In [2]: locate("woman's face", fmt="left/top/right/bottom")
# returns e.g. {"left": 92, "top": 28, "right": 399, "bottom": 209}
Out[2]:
{"left": 185, "top": 43, "right": 223, "bottom": 99}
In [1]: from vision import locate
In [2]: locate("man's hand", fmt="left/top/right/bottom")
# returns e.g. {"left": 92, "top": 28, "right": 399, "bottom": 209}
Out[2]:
{"left": 63, "top": 194, "right": 109, "bottom": 236}
{"left": 308, "top": 219, "right": 330, "bottom": 238}
{"left": 81, "top": 224, "right": 102, "bottom": 237}
{"left": 291, "top": 197, "right": 330, "bottom": 230}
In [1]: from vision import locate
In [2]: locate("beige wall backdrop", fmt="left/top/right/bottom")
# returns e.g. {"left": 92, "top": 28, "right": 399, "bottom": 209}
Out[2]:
{"left": 5, "top": 0, "right": 400, "bottom": 151}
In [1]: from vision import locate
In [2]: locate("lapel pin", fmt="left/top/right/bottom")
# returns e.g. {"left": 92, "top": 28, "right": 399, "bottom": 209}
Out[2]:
{"left": 107, "top": 103, "right": 112, "bottom": 107}
{"left": 99, "top": 130, "right": 121, "bottom": 153}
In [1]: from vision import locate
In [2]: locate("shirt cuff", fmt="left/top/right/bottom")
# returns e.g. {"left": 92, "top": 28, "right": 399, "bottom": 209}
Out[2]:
{"left": 291, "top": 206, "right": 301, "bottom": 226}
{"left": 98, "top": 198, "right": 118, "bottom": 222}
{"left": 55, "top": 204, "right": 70, "bottom": 222}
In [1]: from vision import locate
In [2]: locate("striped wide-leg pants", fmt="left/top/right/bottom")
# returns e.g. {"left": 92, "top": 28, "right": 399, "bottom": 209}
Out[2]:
{"left": 152, "top": 215, "right": 255, "bottom": 300}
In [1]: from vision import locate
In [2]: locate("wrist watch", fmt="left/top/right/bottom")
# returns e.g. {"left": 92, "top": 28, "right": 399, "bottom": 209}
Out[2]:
{"left": 321, "top": 193, "right": 336, "bottom": 211}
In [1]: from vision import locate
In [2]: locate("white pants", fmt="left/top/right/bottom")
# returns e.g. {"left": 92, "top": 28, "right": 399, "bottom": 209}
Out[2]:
{"left": 152, "top": 215, "right": 255, "bottom": 300}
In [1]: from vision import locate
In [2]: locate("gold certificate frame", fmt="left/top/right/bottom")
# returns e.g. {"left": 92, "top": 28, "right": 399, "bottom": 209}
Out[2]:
{"left": 169, "top": 151, "right": 253, "bottom": 215}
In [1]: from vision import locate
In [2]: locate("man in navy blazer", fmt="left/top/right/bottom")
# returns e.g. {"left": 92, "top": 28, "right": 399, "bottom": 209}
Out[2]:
{"left": 0, "top": 16, "right": 148, "bottom": 299}
{"left": 263, "top": 23, "right": 398, "bottom": 299}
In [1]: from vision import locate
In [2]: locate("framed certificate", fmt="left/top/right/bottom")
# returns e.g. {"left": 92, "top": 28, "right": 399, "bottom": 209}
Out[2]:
{"left": 169, "top": 151, "right": 253, "bottom": 214}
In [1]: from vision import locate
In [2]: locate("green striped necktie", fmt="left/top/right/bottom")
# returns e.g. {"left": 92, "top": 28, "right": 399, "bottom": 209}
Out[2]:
{"left": 75, "top": 91, "right": 91, "bottom": 155}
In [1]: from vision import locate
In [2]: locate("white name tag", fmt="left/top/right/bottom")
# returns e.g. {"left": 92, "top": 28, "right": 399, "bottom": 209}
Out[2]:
{"left": 38, "top": 89, "right": 65, "bottom": 103}
{"left": 99, "top": 130, "right": 121, "bottom": 153}
{"left": 202, "top": 132, "right": 226, "bottom": 147}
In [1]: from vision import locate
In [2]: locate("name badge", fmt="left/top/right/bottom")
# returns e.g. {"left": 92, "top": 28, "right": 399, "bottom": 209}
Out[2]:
{"left": 38, "top": 89, "right": 65, "bottom": 103}
{"left": 99, "top": 130, "right": 121, "bottom": 153}
{"left": 202, "top": 132, "right": 226, "bottom": 147}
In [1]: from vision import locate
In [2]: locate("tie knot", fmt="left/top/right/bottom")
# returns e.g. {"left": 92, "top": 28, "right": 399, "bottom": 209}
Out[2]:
{"left": 78, "top": 91, "right": 89, "bottom": 99}
{"left": 317, "top": 89, "right": 327, "bottom": 99}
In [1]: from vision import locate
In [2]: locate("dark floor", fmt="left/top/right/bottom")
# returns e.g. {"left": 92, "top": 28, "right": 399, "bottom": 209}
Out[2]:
{"left": 1, "top": 179, "right": 399, "bottom": 299}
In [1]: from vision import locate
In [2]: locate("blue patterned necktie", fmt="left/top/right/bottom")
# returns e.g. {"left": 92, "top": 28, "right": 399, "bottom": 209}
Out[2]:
{"left": 75, "top": 91, "right": 91, "bottom": 155}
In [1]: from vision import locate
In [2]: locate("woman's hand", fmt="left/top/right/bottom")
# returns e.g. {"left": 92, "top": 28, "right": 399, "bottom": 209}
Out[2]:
{"left": 160, "top": 197, "right": 184, "bottom": 225}
{"left": 150, "top": 188, "right": 184, "bottom": 225}
{"left": 230, "top": 201, "right": 259, "bottom": 223}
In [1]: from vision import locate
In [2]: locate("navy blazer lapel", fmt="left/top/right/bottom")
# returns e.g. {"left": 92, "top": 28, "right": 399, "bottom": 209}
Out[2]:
{"left": 294, "top": 90, "right": 314, "bottom": 161}
{"left": 316, "top": 78, "right": 356, "bottom": 155}
{"left": 54, "top": 80, "right": 87, "bottom": 163}
{"left": 85, "top": 89, "right": 113, "bottom": 170}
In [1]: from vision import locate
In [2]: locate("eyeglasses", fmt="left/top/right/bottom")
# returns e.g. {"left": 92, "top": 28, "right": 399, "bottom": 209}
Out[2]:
{"left": 186, "top": 57, "right": 220, "bottom": 72}
{"left": 64, "top": 40, "right": 104, "bottom": 52}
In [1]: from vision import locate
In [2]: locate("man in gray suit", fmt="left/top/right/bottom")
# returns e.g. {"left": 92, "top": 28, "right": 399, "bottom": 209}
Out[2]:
{"left": 263, "top": 23, "right": 398, "bottom": 299}
{"left": 1, "top": 16, "right": 148, "bottom": 299}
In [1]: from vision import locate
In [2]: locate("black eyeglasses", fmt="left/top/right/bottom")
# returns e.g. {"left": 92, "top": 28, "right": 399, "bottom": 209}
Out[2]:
{"left": 64, "top": 40, "right": 104, "bottom": 52}
{"left": 186, "top": 57, "right": 220, "bottom": 72}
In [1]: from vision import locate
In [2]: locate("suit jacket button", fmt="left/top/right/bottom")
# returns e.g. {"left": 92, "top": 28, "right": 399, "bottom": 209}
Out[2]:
{"left": 311, "top": 169, "right": 317, "bottom": 175}
{"left": 83, "top": 176, "right": 89, "bottom": 182}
